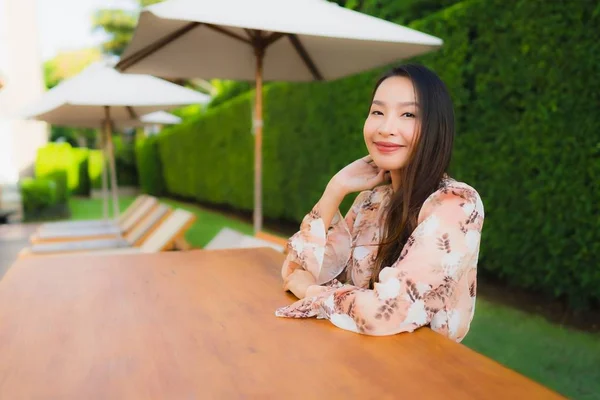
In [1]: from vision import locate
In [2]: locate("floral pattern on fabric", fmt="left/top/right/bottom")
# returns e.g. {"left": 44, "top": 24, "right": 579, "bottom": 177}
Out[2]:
{"left": 276, "top": 177, "right": 484, "bottom": 342}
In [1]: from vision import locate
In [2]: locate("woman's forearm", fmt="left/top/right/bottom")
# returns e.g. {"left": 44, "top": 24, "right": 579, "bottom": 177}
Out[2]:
{"left": 316, "top": 181, "right": 347, "bottom": 231}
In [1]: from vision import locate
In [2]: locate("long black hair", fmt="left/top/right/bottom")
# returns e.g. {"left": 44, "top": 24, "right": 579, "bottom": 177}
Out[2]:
{"left": 371, "top": 64, "right": 455, "bottom": 286}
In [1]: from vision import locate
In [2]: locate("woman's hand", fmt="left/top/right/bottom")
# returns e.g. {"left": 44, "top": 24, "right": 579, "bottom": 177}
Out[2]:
{"left": 283, "top": 269, "right": 317, "bottom": 299}
{"left": 328, "top": 155, "right": 389, "bottom": 196}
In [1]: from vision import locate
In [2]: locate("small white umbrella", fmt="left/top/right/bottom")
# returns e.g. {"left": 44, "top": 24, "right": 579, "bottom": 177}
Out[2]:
{"left": 116, "top": 0, "right": 442, "bottom": 233}
{"left": 136, "top": 111, "right": 183, "bottom": 136}
{"left": 138, "top": 110, "right": 182, "bottom": 126}
{"left": 22, "top": 60, "right": 208, "bottom": 219}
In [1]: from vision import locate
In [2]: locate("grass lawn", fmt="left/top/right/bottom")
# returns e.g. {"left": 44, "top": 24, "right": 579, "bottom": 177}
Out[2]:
{"left": 70, "top": 195, "right": 600, "bottom": 400}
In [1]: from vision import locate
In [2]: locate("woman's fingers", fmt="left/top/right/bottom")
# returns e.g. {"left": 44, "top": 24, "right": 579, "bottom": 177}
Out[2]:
{"left": 371, "top": 168, "right": 390, "bottom": 186}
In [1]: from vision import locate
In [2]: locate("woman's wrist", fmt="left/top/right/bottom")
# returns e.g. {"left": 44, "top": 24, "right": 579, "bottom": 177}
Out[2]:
{"left": 325, "top": 179, "right": 347, "bottom": 202}
{"left": 312, "top": 180, "right": 346, "bottom": 231}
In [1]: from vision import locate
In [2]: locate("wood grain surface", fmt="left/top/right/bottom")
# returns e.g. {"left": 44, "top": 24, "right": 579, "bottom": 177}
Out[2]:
{"left": 0, "top": 248, "right": 564, "bottom": 399}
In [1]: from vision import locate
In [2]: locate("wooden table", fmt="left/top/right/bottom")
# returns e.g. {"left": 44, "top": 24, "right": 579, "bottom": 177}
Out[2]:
{"left": 0, "top": 248, "right": 563, "bottom": 399}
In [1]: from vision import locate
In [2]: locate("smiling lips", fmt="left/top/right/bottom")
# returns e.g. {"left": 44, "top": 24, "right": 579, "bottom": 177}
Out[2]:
{"left": 374, "top": 141, "right": 405, "bottom": 154}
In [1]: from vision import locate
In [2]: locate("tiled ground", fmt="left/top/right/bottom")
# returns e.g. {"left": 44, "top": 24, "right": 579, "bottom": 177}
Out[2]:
{"left": 0, "top": 223, "right": 38, "bottom": 278}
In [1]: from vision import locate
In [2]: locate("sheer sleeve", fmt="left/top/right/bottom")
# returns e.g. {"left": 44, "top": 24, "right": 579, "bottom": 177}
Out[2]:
{"left": 281, "top": 191, "right": 370, "bottom": 285}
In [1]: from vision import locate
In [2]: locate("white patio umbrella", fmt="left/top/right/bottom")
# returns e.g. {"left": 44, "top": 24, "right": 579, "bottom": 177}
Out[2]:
{"left": 22, "top": 61, "right": 208, "bottom": 219}
{"left": 115, "top": 0, "right": 443, "bottom": 233}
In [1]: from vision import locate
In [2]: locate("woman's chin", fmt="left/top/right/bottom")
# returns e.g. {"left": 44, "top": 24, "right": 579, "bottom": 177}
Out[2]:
{"left": 371, "top": 157, "right": 405, "bottom": 172}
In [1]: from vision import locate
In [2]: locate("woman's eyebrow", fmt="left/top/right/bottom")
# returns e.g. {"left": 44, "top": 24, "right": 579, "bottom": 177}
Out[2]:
{"left": 372, "top": 100, "right": 418, "bottom": 107}
{"left": 397, "top": 101, "right": 418, "bottom": 107}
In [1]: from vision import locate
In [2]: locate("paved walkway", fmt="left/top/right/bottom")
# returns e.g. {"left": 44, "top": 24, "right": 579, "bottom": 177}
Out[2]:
{"left": 0, "top": 223, "right": 38, "bottom": 278}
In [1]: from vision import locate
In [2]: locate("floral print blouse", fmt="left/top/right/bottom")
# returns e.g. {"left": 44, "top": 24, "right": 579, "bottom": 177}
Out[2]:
{"left": 275, "top": 177, "right": 484, "bottom": 342}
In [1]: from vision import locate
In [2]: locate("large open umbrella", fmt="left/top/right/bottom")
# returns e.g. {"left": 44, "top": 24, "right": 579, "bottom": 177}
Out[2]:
{"left": 115, "top": 0, "right": 443, "bottom": 233}
{"left": 22, "top": 61, "right": 208, "bottom": 219}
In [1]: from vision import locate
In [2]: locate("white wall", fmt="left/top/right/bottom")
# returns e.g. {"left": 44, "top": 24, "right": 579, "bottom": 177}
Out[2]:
{"left": 0, "top": 0, "right": 47, "bottom": 185}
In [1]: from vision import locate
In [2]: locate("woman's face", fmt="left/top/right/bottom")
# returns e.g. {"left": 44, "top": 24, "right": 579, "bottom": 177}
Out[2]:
{"left": 364, "top": 76, "right": 419, "bottom": 172}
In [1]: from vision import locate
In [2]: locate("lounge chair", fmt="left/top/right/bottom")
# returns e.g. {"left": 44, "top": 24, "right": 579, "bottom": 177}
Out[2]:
{"left": 36, "top": 195, "right": 149, "bottom": 232}
{"left": 19, "top": 204, "right": 171, "bottom": 257}
{"left": 25, "top": 209, "right": 196, "bottom": 257}
{"left": 30, "top": 196, "right": 158, "bottom": 244}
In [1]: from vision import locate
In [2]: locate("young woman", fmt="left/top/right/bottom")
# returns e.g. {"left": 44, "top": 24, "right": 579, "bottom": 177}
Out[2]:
{"left": 275, "top": 64, "right": 484, "bottom": 342}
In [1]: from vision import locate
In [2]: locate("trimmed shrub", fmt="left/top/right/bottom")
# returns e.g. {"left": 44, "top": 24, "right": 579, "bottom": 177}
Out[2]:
{"left": 35, "top": 143, "right": 78, "bottom": 193}
{"left": 135, "top": 135, "right": 166, "bottom": 196}
{"left": 89, "top": 138, "right": 139, "bottom": 191}
{"left": 20, "top": 174, "right": 69, "bottom": 221}
{"left": 207, "top": 80, "right": 254, "bottom": 109}
{"left": 71, "top": 148, "right": 91, "bottom": 196}
{"left": 20, "top": 178, "right": 57, "bottom": 220}
{"left": 29, "top": 143, "right": 72, "bottom": 220}
{"left": 35, "top": 143, "right": 93, "bottom": 196}
{"left": 113, "top": 135, "right": 138, "bottom": 187}
{"left": 43, "top": 170, "right": 69, "bottom": 205}
{"left": 88, "top": 149, "right": 105, "bottom": 190}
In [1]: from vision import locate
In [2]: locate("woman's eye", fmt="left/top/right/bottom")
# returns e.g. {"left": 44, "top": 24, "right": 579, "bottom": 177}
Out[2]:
{"left": 402, "top": 112, "right": 416, "bottom": 118}
{"left": 371, "top": 110, "right": 383, "bottom": 116}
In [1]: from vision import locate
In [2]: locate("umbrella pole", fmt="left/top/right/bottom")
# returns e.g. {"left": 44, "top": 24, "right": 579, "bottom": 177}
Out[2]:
{"left": 253, "top": 48, "right": 264, "bottom": 234}
{"left": 99, "top": 124, "right": 109, "bottom": 220}
{"left": 104, "top": 106, "right": 120, "bottom": 219}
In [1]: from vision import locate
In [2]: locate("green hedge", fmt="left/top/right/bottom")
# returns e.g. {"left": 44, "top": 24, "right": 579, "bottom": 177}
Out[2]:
{"left": 135, "top": 135, "right": 166, "bottom": 196}
{"left": 153, "top": 0, "right": 600, "bottom": 309}
{"left": 89, "top": 142, "right": 137, "bottom": 190}
{"left": 35, "top": 143, "right": 76, "bottom": 191}
{"left": 207, "top": 80, "right": 254, "bottom": 109}
{"left": 72, "top": 148, "right": 91, "bottom": 196}
{"left": 88, "top": 149, "right": 104, "bottom": 189}
{"left": 43, "top": 170, "right": 69, "bottom": 205}
{"left": 20, "top": 170, "right": 70, "bottom": 221}
{"left": 37, "top": 140, "right": 139, "bottom": 197}
{"left": 158, "top": 95, "right": 255, "bottom": 209}
{"left": 448, "top": 0, "right": 600, "bottom": 310}
{"left": 79, "top": 140, "right": 138, "bottom": 191}
{"left": 20, "top": 177, "right": 57, "bottom": 220}
{"left": 113, "top": 135, "right": 138, "bottom": 187}
{"left": 35, "top": 142, "right": 91, "bottom": 196}
{"left": 331, "top": 0, "right": 462, "bottom": 25}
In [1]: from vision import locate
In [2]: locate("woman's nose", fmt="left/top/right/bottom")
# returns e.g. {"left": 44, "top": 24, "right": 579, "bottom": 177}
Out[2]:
{"left": 377, "top": 117, "right": 395, "bottom": 136}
